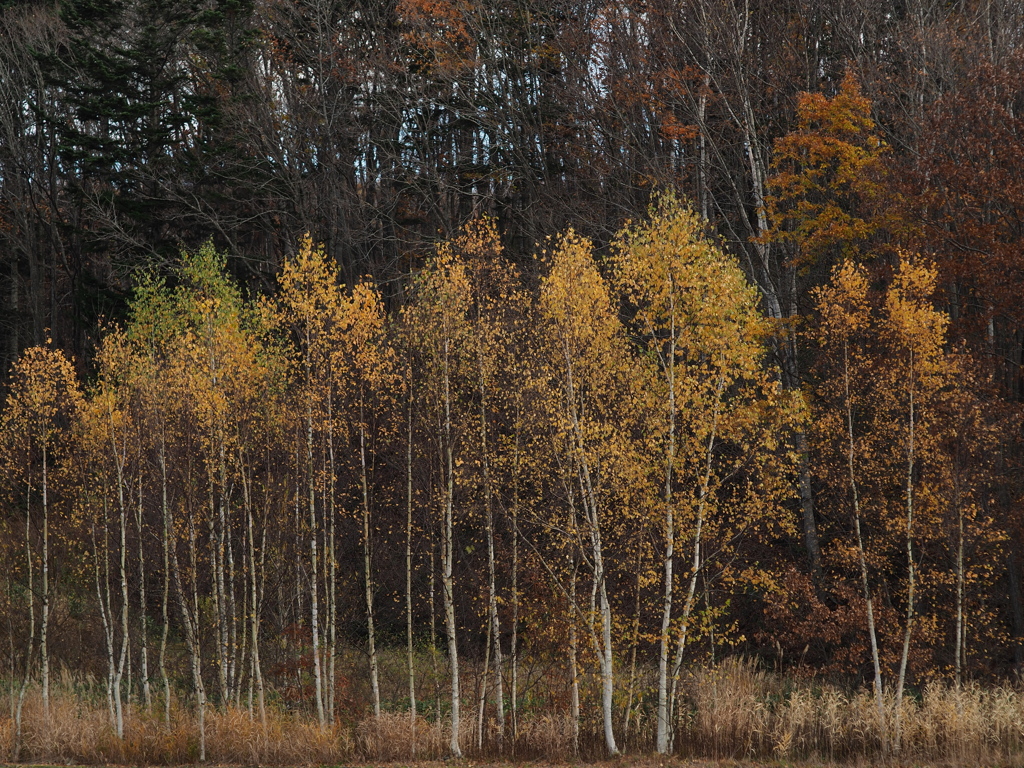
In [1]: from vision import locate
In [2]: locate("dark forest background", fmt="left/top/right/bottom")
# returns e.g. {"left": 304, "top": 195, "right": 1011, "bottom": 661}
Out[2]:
{"left": 3, "top": 0, "right": 1022, "bottom": 392}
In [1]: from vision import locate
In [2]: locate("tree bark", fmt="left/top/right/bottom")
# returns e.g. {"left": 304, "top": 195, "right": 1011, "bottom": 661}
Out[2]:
{"left": 159, "top": 435, "right": 172, "bottom": 724}
{"left": 895, "top": 353, "right": 916, "bottom": 750}
{"left": 360, "top": 408, "right": 381, "bottom": 718}
{"left": 405, "top": 375, "right": 417, "bottom": 748}
{"left": 478, "top": 343, "right": 504, "bottom": 746}
{"left": 656, "top": 298, "right": 677, "bottom": 754}
{"left": 40, "top": 442, "right": 49, "bottom": 724}
{"left": 844, "top": 338, "right": 886, "bottom": 751}
{"left": 135, "top": 473, "right": 151, "bottom": 712}
{"left": 440, "top": 338, "right": 462, "bottom": 758}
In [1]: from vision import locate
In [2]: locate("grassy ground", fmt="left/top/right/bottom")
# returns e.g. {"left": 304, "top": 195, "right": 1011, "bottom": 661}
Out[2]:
{"left": 4, "top": 659, "right": 1024, "bottom": 766}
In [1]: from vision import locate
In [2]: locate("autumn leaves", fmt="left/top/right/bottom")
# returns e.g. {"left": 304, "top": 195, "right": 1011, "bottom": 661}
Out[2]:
{"left": 0, "top": 194, "right": 999, "bottom": 758}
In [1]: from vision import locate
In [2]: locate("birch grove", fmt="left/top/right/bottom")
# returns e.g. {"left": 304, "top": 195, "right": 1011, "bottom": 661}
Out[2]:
{"left": 0, "top": 198, "right": 1015, "bottom": 759}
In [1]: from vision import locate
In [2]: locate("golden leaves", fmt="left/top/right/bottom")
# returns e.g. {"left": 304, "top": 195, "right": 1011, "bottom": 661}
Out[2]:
{"left": 1, "top": 344, "right": 83, "bottom": 451}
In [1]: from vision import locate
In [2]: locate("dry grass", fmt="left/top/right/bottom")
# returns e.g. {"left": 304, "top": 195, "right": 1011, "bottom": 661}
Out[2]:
{"left": 5, "top": 662, "right": 1024, "bottom": 764}
{"left": 674, "top": 657, "right": 1024, "bottom": 764}
{"left": 356, "top": 712, "right": 447, "bottom": 760}
{"left": 1, "top": 691, "right": 353, "bottom": 765}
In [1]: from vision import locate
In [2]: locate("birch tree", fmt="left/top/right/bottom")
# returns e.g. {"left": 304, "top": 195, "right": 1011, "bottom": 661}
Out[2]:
{"left": 537, "top": 230, "right": 641, "bottom": 756}
{"left": 0, "top": 344, "right": 82, "bottom": 731}
{"left": 401, "top": 234, "right": 476, "bottom": 758}
{"left": 613, "top": 196, "right": 789, "bottom": 753}
{"left": 81, "top": 332, "right": 140, "bottom": 738}
{"left": 813, "top": 256, "right": 958, "bottom": 750}
{"left": 275, "top": 235, "right": 344, "bottom": 725}
{"left": 333, "top": 280, "right": 397, "bottom": 720}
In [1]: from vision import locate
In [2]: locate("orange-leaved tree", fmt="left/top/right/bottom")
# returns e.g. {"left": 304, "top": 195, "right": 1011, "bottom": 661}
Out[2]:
{"left": 764, "top": 72, "right": 898, "bottom": 275}
{"left": 760, "top": 73, "right": 900, "bottom": 584}
{"left": 812, "top": 256, "right": 979, "bottom": 750}
{"left": 80, "top": 328, "right": 144, "bottom": 738}
{"left": 333, "top": 277, "right": 398, "bottom": 721}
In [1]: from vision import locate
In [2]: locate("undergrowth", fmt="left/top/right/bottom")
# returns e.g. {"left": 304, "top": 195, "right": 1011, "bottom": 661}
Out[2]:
{"left": 3, "top": 658, "right": 1024, "bottom": 765}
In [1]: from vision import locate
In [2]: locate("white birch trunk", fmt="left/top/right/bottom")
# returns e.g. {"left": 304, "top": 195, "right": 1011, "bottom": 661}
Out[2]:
{"left": 135, "top": 475, "right": 151, "bottom": 712}
{"left": 116, "top": 469, "right": 129, "bottom": 739}
{"left": 40, "top": 442, "right": 49, "bottom": 724}
{"left": 479, "top": 345, "right": 505, "bottom": 745}
{"left": 405, "top": 378, "right": 417, "bottom": 746}
{"left": 895, "top": 354, "right": 916, "bottom": 750}
{"left": 843, "top": 339, "right": 886, "bottom": 749}
{"left": 667, "top": 377, "right": 725, "bottom": 747}
{"left": 326, "top": 394, "right": 337, "bottom": 721}
{"left": 656, "top": 300, "right": 677, "bottom": 754}
{"left": 360, "top": 410, "right": 381, "bottom": 718}
{"left": 441, "top": 338, "right": 462, "bottom": 758}
{"left": 173, "top": 511, "right": 206, "bottom": 761}
{"left": 562, "top": 338, "right": 618, "bottom": 756}
{"left": 93, "top": 500, "right": 116, "bottom": 729}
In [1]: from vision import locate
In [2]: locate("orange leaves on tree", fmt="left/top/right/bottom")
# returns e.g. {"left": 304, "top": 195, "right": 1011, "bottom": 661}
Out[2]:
{"left": 810, "top": 254, "right": 1003, "bottom": 682}
{"left": 764, "top": 72, "right": 897, "bottom": 270}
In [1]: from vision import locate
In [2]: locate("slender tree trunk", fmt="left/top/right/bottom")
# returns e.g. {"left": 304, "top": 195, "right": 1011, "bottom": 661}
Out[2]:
{"left": 656, "top": 302, "right": 677, "bottom": 754}
{"left": 159, "top": 437, "right": 171, "bottom": 724}
{"left": 93, "top": 498, "right": 116, "bottom": 729}
{"left": 698, "top": 74, "right": 709, "bottom": 221}
{"left": 440, "top": 339, "right": 462, "bottom": 758}
{"left": 108, "top": 416, "right": 131, "bottom": 740}
{"left": 598, "top": 568, "right": 617, "bottom": 755}
{"left": 238, "top": 555, "right": 249, "bottom": 712}
{"left": 40, "top": 443, "right": 49, "bottom": 724}
{"left": 563, "top": 343, "right": 618, "bottom": 756}
{"left": 307, "top": 405, "right": 325, "bottom": 726}
{"left": 954, "top": 478, "right": 965, "bottom": 689}
{"left": 478, "top": 347, "right": 505, "bottom": 746}
{"left": 405, "top": 375, "right": 417, "bottom": 748}
{"left": 254, "top": 494, "right": 268, "bottom": 725}
{"left": 510, "top": 422, "right": 520, "bottom": 748}
{"left": 895, "top": 357, "right": 916, "bottom": 750}
{"left": 568, "top": 561, "right": 580, "bottom": 757}
{"left": 136, "top": 475, "right": 151, "bottom": 712}
{"left": 242, "top": 456, "right": 266, "bottom": 724}
{"left": 360, "top": 408, "right": 381, "bottom": 718}
{"left": 214, "top": 449, "right": 230, "bottom": 707}
{"left": 430, "top": 539, "right": 440, "bottom": 725}
{"left": 843, "top": 339, "right": 886, "bottom": 749}
{"left": 173, "top": 511, "right": 206, "bottom": 762}
{"left": 327, "top": 418, "right": 337, "bottom": 723}
{"left": 227, "top": 495, "right": 239, "bottom": 705}
{"left": 581, "top": 480, "right": 617, "bottom": 756}
{"left": 668, "top": 377, "right": 725, "bottom": 746}
{"left": 476, "top": 600, "right": 492, "bottom": 750}
{"left": 116, "top": 465, "right": 129, "bottom": 739}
